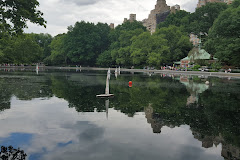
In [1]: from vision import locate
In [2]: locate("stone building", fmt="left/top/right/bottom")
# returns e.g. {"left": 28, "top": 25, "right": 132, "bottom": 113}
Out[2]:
{"left": 129, "top": 14, "right": 136, "bottom": 22}
{"left": 156, "top": 11, "right": 171, "bottom": 26}
{"left": 192, "top": 130, "right": 240, "bottom": 160}
{"left": 142, "top": 0, "right": 171, "bottom": 33}
{"left": 197, "top": 0, "right": 234, "bottom": 8}
{"left": 144, "top": 105, "right": 163, "bottom": 134}
{"left": 109, "top": 23, "right": 114, "bottom": 29}
{"left": 142, "top": 0, "right": 180, "bottom": 33}
{"left": 170, "top": 4, "right": 180, "bottom": 14}
{"left": 123, "top": 14, "right": 136, "bottom": 23}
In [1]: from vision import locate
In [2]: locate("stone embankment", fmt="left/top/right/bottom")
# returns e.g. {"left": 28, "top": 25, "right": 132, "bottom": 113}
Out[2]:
{"left": 1, "top": 66, "right": 240, "bottom": 78}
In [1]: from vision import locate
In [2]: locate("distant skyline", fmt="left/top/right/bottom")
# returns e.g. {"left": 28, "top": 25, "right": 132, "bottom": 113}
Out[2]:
{"left": 25, "top": 0, "right": 198, "bottom": 36}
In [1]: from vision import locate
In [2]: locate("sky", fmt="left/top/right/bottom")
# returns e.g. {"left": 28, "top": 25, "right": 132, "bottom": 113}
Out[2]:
{"left": 25, "top": 0, "right": 198, "bottom": 36}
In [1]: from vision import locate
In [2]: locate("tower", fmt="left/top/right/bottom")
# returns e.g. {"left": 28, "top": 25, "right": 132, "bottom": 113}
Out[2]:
{"left": 171, "top": 4, "right": 180, "bottom": 13}
{"left": 142, "top": 0, "right": 170, "bottom": 33}
{"left": 123, "top": 18, "right": 128, "bottom": 23}
{"left": 129, "top": 14, "right": 136, "bottom": 22}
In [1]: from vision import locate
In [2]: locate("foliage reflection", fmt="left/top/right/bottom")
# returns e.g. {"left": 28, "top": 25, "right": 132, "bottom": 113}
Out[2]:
{"left": 0, "top": 70, "right": 239, "bottom": 160}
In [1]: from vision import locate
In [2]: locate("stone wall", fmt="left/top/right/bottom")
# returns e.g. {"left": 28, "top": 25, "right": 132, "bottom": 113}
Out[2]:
{"left": 156, "top": 10, "right": 170, "bottom": 25}
{"left": 109, "top": 23, "right": 114, "bottom": 29}
{"left": 142, "top": 0, "right": 170, "bottom": 33}
{"left": 129, "top": 14, "right": 136, "bottom": 22}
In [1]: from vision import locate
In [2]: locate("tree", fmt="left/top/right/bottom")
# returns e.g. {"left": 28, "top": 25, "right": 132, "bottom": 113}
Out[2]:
{"left": 0, "top": 32, "right": 12, "bottom": 63}
{"left": 158, "top": 10, "right": 190, "bottom": 32}
{"left": 158, "top": 3, "right": 228, "bottom": 36}
{"left": 110, "top": 28, "right": 145, "bottom": 66}
{"left": 96, "top": 50, "right": 113, "bottom": 67}
{"left": 64, "top": 21, "right": 111, "bottom": 65}
{"left": 32, "top": 33, "right": 53, "bottom": 61}
{"left": 46, "top": 34, "right": 67, "bottom": 65}
{"left": 3, "top": 34, "right": 43, "bottom": 64}
{"left": 95, "top": 23, "right": 111, "bottom": 54}
{"left": 188, "top": 2, "right": 228, "bottom": 35}
{"left": 154, "top": 25, "right": 192, "bottom": 64}
{"left": 205, "top": 0, "right": 240, "bottom": 66}
{"left": 109, "top": 21, "right": 146, "bottom": 43}
{"left": 130, "top": 32, "right": 169, "bottom": 67}
{"left": 0, "top": 0, "right": 46, "bottom": 34}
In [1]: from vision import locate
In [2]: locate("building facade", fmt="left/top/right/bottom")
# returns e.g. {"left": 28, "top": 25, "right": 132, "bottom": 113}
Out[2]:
{"left": 123, "top": 14, "right": 137, "bottom": 23}
{"left": 109, "top": 23, "right": 114, "bottom": 29}
{"left": 142, "top": 0, "right": 171, "bottom": 33}
{"left": 170, "top": 4, "right": 181, "bottom": 14}
{"left": 190, "top": 33, "right": 200, "bottom": 47}
{"left": 129, "top": 14, "right": 136, "bottom": 22}
{"left": 197, "top": 0, "right": 233, "bottom": 8}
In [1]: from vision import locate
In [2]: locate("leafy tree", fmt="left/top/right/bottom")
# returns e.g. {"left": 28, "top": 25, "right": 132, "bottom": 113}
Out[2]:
{"left": 0, "top": 0, "right": 46, "bottom": 64}
{"left": 0, "top": 32, "right": 12, "bottom": 63}
{"left": 96, "top": 50, "right": 113, "bottom": 67}
{"left": 154, "top": 25, "right": 192, "bottom": 63}
{"left": 64, "top": 21, "right": 111, "bottom": 65}
{"left": 3, "top": 34, "right": 43, "bottom": 64}
{"left": 32, "top": 33, "right": 53, "bottom": 60}
{"left": 158, "top": 3, "right": 227, "bottom": 37}
{"left": 130, "top": 32, "right": 169, "bottom": 67}
{"left": 112, "top": 47, "right": 132, "bottom": 66}
{"left": 189, "top": 2, "right": 228, "bottom": 35}
{"left": 46, "top": 34, "right": 67, "bottom": 65}
{"left": 95, "top": 23, "right": 111, "bottom": 54}
{"left": 109, "top": 28, "right": 145, "bottom": 66}
{"left": 0, "top": 0, "right": 46, "bottom": 34}
{"left": 205, "top": 0, "right": 240, "bottom": 66}
{"left": 158, "top": 10, "right": 190, "bottom": 32}
{"left": 109, "top": 21, "right": 146, "bottom": 43}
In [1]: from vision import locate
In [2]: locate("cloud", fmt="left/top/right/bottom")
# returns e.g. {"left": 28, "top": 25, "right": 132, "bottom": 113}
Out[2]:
{"left": 25, "top": 0, "right": 198, "bottom": 36}
{"left": 0, "top": 96, "right": 222, "bottom": 160}
{"left": 63, "top": 121, "right": 105, "bottom": 142}
{"left": 182, "top": 0, "right": 199, "bottom": 12}
{"left": 60, "top": 0, "right": 98, "bottom": 6}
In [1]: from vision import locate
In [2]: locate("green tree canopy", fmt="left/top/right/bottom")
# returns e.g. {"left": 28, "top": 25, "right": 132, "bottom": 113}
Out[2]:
{"left": 32, "top": 33, "right": 53, "bottom": 60}
{"left": 3, "top": 34, "right": 43, "bottom": 64}
{"left": 109, "top": 21, "right": 146, "bottom": 42}
{"left": 158, "top": 3, "right": 228, "bottom": 36}
{"left": 205, "top": 0, "right": 240, "bottom": 66}
{"left": 46, "top": 34, "right": 67, "bottom": 65}
{"left": 154, "top": 25, "right": 192, "bottom": 64}
{"left": 189, "top": 2, "right": 228, "bottom": 35}
{"left": 64, "top": 21, "right": 111, "bottom": 65}
{"left": 158, "top": 10, "right": 190, "bottom": 32}
{"left": 110, "top": 28, "right": 145, "bottom": 66}
{"left": 0, "top": 0, "right": 46, "bottom": 34}
{"left": 105, "top": 21, "right": 146, "bottom": 67}
{"left": 130, "top": 32, "right": 169, "bottom": 67}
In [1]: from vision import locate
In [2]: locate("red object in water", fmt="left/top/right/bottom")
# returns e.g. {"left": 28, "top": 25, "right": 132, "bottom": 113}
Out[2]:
{"left": 128, "top": 81, "right": 132, "bottom": 87}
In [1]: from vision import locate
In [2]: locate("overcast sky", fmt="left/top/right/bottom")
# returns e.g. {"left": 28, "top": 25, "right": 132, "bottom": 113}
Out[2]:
{"left": 25, "top": 0, "right": 198, "bottom": 36}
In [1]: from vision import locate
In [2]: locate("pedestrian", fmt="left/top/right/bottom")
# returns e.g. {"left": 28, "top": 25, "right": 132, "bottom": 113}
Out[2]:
{"left": 228, "top": 68, "right": 231, "bottom": 73}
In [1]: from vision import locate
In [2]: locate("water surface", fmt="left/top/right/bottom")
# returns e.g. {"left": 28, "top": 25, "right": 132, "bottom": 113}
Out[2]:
{"left": 0, "top": 69, "right": 239, "bottom": 160}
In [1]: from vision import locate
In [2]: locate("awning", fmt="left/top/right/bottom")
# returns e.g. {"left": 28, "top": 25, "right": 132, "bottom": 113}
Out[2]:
{"left": 174, "top": 61, "right": 181, "bottom": 65}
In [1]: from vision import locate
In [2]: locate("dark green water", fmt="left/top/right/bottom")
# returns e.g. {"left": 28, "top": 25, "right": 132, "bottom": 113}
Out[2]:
{"left": 0, "top": 69, "right": 239, "bottom": 160}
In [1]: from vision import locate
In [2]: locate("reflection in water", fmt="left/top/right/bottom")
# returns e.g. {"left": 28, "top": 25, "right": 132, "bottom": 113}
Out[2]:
{"left": 145, "top": 104, "right": 164, "bottom": 134}
{"left": 105, "top": 99, "right": 109, "bottom": 119}
{"left": 179, "top": 76, "right": 209, "bottom": 106}
{"left": 0, "top": 70, "right": 239, "bottom": 160}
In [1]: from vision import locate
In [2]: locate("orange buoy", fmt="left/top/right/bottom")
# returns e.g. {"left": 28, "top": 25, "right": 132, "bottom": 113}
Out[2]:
{"left": 128, "top": 81, "right": 132, "bottom": 87}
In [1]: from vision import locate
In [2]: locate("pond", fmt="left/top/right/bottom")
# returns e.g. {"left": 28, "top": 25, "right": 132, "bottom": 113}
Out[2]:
{"left": 0, "top": 69, "right": 239, "bottom": 160}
